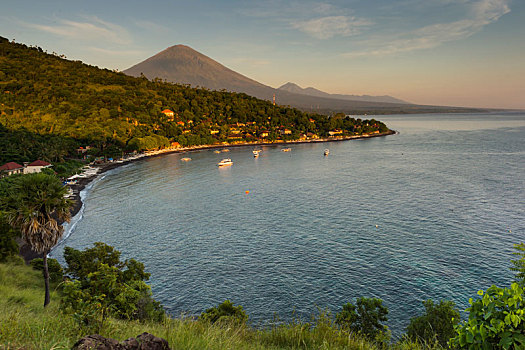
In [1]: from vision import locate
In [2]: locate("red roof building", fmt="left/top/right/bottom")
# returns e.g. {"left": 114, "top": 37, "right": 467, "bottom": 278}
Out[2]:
{"left": 0, "top": 162, "right": 24, "bottom": 176}
{"left": 28, "top": 160, "right": 52, "bottom": 167}
{"left": 24, "top": 160, "right": 52, "bottom": 174}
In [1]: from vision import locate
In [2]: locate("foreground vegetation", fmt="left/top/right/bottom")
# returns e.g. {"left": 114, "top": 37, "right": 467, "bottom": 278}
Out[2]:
{"left": 2, "top": 242, "right": 525, "bottom": 349}
{"left": 0, "top": 259, "right": 442, "bottom": 350}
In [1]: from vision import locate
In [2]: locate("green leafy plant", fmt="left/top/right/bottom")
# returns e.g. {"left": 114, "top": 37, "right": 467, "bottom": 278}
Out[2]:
{"left": 449, "top": 283, "right": 525, "bottom": 349}
{"left": 61, "top": 279, "right": 110, "bottom": 333}
{"left": 511, "top": 242, "right": 525, "bottom": 286}
{"left": 0, "top": 215, "right": 19, "bottom": 262}
{"left": 199, "top": 300, "right": 248, "bottom": 325}
{"left": 62, "top": 242, "right": 164, "bottom": 322}
{"left": 335, "top": 297, "right": 389, "bottom": 343}
{"left": 405, "top": 299, "right": 459, "bottom": 347}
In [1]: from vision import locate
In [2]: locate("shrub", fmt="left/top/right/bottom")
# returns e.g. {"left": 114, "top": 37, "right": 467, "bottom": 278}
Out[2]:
{"left": 335, "top": 297, "right": 389, "bottom": 343}
{"left": 406, "top": 299, "right": 459, "bottom": 347}
{"left": 511, "top": 242, "right": 525, "bottom": 286}
{"left": 200, "top": 300, "right": 248, "bottom": 325}
{"left": 0, "top": 219, "right": 19, "bottom": 262}
{"left": 30, "top": 257, "right": 64, "bottom": 283}
{"left": 62, "top": 242, "right": 164, "bottom": 323}
{"left": 449, "top": 283, "right": 525, "bottom": 349}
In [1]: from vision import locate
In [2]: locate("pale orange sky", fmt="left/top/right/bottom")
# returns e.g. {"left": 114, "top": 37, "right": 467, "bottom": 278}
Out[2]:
{"left": 2, "top": 0, "right": 524, "bottom": 109}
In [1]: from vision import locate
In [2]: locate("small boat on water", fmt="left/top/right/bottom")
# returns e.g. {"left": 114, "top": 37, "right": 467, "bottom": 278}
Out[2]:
{"left": 324, "top": 149, "right": 330, "bottom": 156}
{"left": 218, "top": 158, "right": 233, "bottom": 167}
{"left": 221, "top": 149, "right": 230, "bottom": 152}
{"left": 281, "top": 148, "right": 291, "bottom": 152}
{"left": 253, "top": 149, "right": 261, "bottom": 157}
{"left": 214, "top": 150, "right": 221, "bottom": 154}
{"left": 181, "top": 157, "right": 191, "bottom": 161}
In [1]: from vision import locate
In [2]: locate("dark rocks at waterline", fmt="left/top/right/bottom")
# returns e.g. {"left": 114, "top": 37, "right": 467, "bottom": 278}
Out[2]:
{"left": 72, "top": 332, "right": 170, "bottom": 350}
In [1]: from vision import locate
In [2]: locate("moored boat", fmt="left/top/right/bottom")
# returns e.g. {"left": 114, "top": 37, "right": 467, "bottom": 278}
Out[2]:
{"left": 281, "top": 148, "right": 291, "bottom": 152}
{"left": 181, "top": 157, "right": 192, "bottom": 161}
{"left": 253, "top": 149, "right": 261, "bottom": 157}
{"left": 324, "top": 149, "right": 330, "bottom": 156}
{"left": 217, "top": 158, "right": 233, "bottom": 167}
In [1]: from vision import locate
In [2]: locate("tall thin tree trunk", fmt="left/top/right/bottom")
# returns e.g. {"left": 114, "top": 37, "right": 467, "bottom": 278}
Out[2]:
{"left": 43, "top": 253, "right": 50, "bottom": 307}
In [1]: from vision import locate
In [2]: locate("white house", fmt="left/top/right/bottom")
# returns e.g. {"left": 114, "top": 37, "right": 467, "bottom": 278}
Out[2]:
{"left": 24, "top": 160, "right": 52, "bottom": 174}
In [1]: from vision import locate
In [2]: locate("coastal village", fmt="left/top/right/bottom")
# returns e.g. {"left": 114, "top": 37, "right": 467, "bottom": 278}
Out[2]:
{"left": 154, "top": 108, "right": 382, "bottom": 146}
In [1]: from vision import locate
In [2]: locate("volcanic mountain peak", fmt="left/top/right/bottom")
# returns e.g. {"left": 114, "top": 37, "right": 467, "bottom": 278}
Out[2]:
{"left": 124, "top": 45, "right": 414, "bottom": 111}
{"left": 123, "top": 44, "right": 266, "bottom": 93}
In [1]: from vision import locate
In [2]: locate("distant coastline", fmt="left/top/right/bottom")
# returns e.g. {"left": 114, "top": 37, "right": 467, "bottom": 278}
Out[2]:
{"left": 19, "top": 130, "right": 395, "bottom": 263}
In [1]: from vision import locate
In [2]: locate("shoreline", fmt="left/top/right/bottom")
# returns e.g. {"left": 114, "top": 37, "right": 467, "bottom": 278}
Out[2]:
{"left": 18, "top": 130, "right": 395, "bottom": 263}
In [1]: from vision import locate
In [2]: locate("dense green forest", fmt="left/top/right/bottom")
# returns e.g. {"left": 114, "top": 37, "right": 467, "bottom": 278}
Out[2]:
{"left": 0, "top": 36, "right": 389, "bottom": 165}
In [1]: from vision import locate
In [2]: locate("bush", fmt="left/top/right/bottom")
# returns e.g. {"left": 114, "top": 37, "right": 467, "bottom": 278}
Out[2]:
{"left": 406, "top": 299, "right": 459, "bottom": 347}
{"left": 200, "top": 300, "right": 248, "bottom": 325}
{"left": 62, "top": 242, "right": 164, "bottom": 323}
{"left": 335, "top": 297, "right": 389, "bottom": 343}
{"left": 0, "top": 218, "right": 19, "bottom": 262}
{"left": 511, "top": 242, "right": 525, "bottom": 286}
{"left": 30, "top": 258, "right": 63, "bottom": 283}
{"left": 449, "top": 283, "right": 525, "bottom": 349}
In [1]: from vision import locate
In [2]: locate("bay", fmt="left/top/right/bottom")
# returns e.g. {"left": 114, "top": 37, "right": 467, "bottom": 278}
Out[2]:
{"left": 51, "top": 112, "right": 525, "bottom": 336}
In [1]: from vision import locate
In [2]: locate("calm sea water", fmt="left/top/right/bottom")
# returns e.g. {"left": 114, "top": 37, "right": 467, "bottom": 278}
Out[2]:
{"left": 51, "top": 113, "right": 525, "bottom": 336}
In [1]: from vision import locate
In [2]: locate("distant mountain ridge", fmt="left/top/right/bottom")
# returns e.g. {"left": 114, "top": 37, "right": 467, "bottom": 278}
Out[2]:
{"left": 123, "top": 44, "right": 482, "bottom": 114}
{"left": 277, "top": 82, "right": 408, "bottom": 104}
{"left": 123, "top": 45, "right": 413, "bottom": 112}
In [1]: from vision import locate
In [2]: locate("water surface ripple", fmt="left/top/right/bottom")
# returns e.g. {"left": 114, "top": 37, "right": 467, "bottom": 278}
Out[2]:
{"left": 52, "top": 113, "right": 525, "bottom": 336}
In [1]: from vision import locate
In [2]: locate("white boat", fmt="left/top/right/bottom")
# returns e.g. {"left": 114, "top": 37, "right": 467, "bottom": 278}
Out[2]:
{"left": 253, "top": 150, "right": 261, "bottom": 157}
{"left": 181, "top": 157, "right": 192, "bottom": 161}
{"left": 217, "top": 158, "right": 233, "bottom": 167}
{"left": 324, "top": 149, "right": 330, "bottom": 156}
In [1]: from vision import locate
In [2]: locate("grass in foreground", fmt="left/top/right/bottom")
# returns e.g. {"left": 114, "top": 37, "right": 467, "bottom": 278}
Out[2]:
{"left": 0, "top": 261, "right": 439, "bottom": 349}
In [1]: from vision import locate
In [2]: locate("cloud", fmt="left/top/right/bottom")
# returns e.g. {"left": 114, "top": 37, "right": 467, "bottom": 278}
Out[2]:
{"left": 238, "top": 2, "right": 372, "bottom": 39}
{"left": 342, "top": 0, "right": 510, "bottom": 58}
{"left": 25, "top": 16, "right": 132, "bottom": 45}
{"left": 293, "top": 15, "right": 372, "bottom": 39}
{"left": 238, "top": 1, "right": 339, "bottom": 19}
{"left": 470, "top": 0, "right": 510, "bottom": 23}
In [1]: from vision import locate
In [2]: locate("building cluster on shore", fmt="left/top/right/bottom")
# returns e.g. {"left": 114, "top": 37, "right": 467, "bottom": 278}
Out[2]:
{"left": 0, "top": 160, "right": 52, "bottom": 177}
{"left": 156, "top": 109, "right": 381, "bottom": 145}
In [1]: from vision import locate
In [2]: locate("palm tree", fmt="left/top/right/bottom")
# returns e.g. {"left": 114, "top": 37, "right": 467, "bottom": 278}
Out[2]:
{"left": 2, "top": 173, "right": 72, "bottom": 306}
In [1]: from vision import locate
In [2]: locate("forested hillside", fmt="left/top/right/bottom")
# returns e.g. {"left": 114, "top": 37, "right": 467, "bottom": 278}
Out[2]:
{"left": 0, "top": 37, "right": 389, "bottom": 164}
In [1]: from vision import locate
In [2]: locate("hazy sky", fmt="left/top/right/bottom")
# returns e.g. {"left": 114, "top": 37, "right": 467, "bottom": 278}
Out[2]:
{"left": 2, "top": 0, "right": 524, "bottom": 109}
